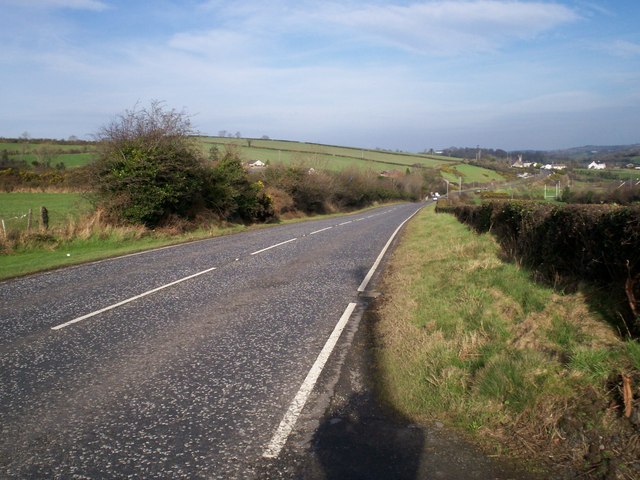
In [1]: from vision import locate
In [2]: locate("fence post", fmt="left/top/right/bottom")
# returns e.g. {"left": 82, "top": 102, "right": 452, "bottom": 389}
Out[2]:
{"left": 1, "top": 219, "right": 5, "bottom": 240}
{"left": 27, "top": 208, "right": 33, "bottom": 232}
{"left": 41, "top": 206, "right": 49, "bottom": 231}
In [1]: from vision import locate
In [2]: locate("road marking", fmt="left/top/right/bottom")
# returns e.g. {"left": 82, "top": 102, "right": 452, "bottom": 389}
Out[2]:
{"left": 309, "top": 226, "right": 333, "bottom": 235}
{"left": 357, "top": 206, "right": 422, "bottom": 292}
{"left": 250, "top": 238, "right": 297, "bottom": 256}
{"left": 263, "top": 302, "right": 358, "bottom": 459}
{"left": 51, "top": 267, "right": 217, "bottom": 331}
{"left": 338, "top": 221, "right": 352, "bottom": 226}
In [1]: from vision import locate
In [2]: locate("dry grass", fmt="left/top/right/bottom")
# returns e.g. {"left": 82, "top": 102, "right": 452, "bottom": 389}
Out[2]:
{"left": 374, "top": 206, "right": 640, "bottom": 478}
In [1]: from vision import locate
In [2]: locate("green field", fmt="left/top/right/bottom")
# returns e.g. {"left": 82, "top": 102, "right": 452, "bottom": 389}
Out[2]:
{"left": 441, "top": 163, "right": 506, "bottom": 184}
{"left": 0, "top": 192, "right": 92, "bottom": 230}
{"left": 575, "top": 168, "right": 640, "bottom": 181}
{"left": 1, "top": 141, "right": 98, "bottom": 169}
{"left": 1, "top": 136, "right": 508, "bottom": 195}
{"left": 0, "top": 142, "right": 91, "bottom": 153}
{"left": 200, "top": 136, "right": 458, "bottom": 171}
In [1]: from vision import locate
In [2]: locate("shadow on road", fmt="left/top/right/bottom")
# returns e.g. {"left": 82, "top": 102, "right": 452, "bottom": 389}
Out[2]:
{"left": 308, "top": 391, "right": 425, "bottom": 479}
{"left": 297, "top": 300, "right": 548, "bottom": 480}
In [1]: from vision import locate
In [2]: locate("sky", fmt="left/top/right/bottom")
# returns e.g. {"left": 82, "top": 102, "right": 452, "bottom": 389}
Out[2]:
{"left": 1, "top": 0, "right": 639, "bottom": 151}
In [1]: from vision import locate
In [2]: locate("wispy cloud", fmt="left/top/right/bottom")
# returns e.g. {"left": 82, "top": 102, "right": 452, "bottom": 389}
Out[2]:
{"left": 181, "top": 1, "right": 581, "bottom": 59}
{"left": 4, "top": 0, "right": 108, "bottom": 10}
{"left": 0, "top": 0, "right": 637, "bottom": 149}
{"left": 312, "top": 1, "right": 580, "bottom": 55}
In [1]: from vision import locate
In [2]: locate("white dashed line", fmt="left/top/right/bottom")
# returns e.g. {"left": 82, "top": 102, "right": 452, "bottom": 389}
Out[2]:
{"left": 357, "top": 207, "right": 422, "bottom": 292}
{"left": 338, "top": 221, "right": 352, "bottom": 226}
{"left": 263, "top": 302, "right": 357, "bottom": 459}
{"left": 309, "top": 227, "right": 333, "bottom": 235}
{"left": 51, "top": 267, "right": 217, "bottom": 331}
{"left": 250, "top": 238, "right": 297, "bottom": 255}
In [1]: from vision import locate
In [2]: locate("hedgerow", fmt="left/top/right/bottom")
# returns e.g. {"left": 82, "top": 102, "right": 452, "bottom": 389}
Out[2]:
{"left": 437, "top": 200, "right": 640, "bottom": 336}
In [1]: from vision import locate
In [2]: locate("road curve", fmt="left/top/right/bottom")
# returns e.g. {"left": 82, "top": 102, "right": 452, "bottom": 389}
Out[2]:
{"left": 0, "top": 203, "right": 422, "bottom": 479}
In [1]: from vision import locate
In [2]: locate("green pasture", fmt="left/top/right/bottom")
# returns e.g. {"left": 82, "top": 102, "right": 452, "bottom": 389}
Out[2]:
{"left": 55, "top": 153, "right": 97, "bottom": 168}
{"left": 441, "top": 163, "right": 505, "bottom": 185}
{"left": 453, "top": 164, "right": 505, "bottom": 183}
{"left": 200, "top": 136, "right": 456, "bottom": 171}
{"left": 602, "top": 168, "right": 640, "bottom": 180}
{"left": 1, "top": 141, "right": 97, "bottom": 168}
{"left": 575, "top": 168, "right": 640, "bottom": 180}
{"left": 0, "top": 192, "right": 93, "bottom": 230}
{"left": 5, "top": 153, "right": 96, "bottom": 169}
{"left": 1, "top": 142, "right": 80, "bottom": 152}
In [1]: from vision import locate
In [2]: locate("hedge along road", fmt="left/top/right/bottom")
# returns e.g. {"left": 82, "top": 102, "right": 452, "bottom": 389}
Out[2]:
{"left": 0, "top": 203, "right": 422, "bottom": 479}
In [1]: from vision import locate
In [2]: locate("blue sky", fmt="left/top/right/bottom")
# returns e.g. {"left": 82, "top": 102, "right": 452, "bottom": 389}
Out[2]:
{"left": 1, "top": 0, "right": 638, "bottom": 151}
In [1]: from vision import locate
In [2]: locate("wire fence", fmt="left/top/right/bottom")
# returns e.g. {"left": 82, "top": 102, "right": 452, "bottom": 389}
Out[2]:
{"left": 0, "top": 207, "right": 48, "bottom": 238}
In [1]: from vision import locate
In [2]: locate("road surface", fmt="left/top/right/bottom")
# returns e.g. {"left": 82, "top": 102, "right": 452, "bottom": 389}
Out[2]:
{"left": 0, "top": 203, "right": 421, "bottom": 479}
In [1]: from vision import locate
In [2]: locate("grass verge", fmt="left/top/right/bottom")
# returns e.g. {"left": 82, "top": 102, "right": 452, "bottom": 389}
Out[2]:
{"left": 0, "top": 203, "right": 395, "bottom": 282}
{"left": 0, "top": 221, "right": 249, "bottom": 281}
{"left": 374, "top": 206, "right": 640, "bottom": 478}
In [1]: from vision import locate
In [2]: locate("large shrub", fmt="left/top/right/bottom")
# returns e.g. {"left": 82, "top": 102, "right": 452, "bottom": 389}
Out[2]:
{"left": 203, "top": 151, "right": 274, "bottom": 223}
{"left": 91, "top": 101, "right": 206, "bottom": 227}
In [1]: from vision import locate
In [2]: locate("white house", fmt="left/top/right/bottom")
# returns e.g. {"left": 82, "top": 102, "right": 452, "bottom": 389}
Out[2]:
{"left": 587, "top": 161, "right": 606, "bottom": 170}
{"left": 542, "top": 164, "right": 567, "bottom": 171}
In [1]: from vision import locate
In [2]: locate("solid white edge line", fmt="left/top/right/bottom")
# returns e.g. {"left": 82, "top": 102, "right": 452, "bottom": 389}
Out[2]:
{"left": 263, "top": 302, "right": 358, "bottom": 459}
{"left": 51, "top": 267, "right": 217, "bottom": 331}
{"left": 357, "top": 207, "right": 422, "bottom": 293}
{"left": 310, "top": 226, "right": 333, "bottom": 235}
{"left": 250, "top": 238, "right": 297, "bottom": 255}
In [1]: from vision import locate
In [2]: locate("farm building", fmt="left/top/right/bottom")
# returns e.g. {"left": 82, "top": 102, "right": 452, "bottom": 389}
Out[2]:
{"left": 587, "top": 161, "right": 606, "bottom": 170}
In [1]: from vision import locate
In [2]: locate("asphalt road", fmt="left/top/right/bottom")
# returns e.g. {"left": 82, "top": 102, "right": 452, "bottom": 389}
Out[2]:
{"left": 0, "top": 203, "right": 422, "bottom": 479}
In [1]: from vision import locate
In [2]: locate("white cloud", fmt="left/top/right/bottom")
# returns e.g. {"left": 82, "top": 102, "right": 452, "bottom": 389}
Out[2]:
{"left": 290, "top": 1, "right": 581, "bottom": 55}
{"left": 182, "top": 1, "right": 581, "bottom": 60}
{"left": 0, "top": 0, "right": 634, "bottom": 150}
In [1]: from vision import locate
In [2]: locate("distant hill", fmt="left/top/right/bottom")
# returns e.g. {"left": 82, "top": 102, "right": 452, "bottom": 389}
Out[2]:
{"left": 199, "top": 136, "right": 460, "bottom": 171}
{"left": 440, "top": 143, "right": 640, "bottom": 168}
{"left": 546, "top": 144, "right": 640, "bottom": 166}
{"left": 200, "top": 136, "right": 506, "bottom": 185}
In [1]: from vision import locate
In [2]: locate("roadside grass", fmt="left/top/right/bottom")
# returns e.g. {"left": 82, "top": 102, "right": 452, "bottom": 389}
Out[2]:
{"left": 0, "top": 213, "right": 250, "bottom": 281}
{"left": 0, "top": 202, "right": 394, "bottom": 281}
{"left": 0, "top": 226, "right": 251, "bottom": 280}
{"left": 375, "top": 206, "right": 640, "bottom": 476}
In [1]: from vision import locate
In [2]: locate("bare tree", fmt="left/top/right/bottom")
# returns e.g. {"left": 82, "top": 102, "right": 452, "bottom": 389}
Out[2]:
{"left": 20, "top": 131, "right": 31, "bottom": 157}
